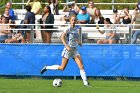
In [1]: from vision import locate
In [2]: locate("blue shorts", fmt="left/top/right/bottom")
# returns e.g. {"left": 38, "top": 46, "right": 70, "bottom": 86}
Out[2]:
{"left": 61, "top": 47, "right": 80, "bottom": 59}
{"left": 106, "top": 36, "right": 116, "bottom": 40}
{"left": 0, "top": 35, "right": 8, "bottom": 42}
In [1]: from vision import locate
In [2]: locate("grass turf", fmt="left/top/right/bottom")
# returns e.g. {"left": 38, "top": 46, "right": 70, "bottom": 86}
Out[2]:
{"left": 0, "top": 79, "right": 140, "bottom": 93}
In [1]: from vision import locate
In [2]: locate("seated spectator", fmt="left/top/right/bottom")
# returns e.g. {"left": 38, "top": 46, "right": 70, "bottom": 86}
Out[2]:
{"left": 90, "top": 8, "right": 104, "bottom": 25}
{"left": 0, "top": 15, "right": 11, "bottom": 43}
{"left": 39, "top": 5, "right": 54, "bottom": 43}
{"left": 62, "top": 1, "right": 80, "bottom": 23}
{"left": 77, "top": 6, "right": 90, "bottom": 24}
{"left": 87, "top": 1, "right": 97, "bottom": 17}
{"left": 48, "top": 0, "right": 59, "bottom": 15}
{"left": 131, "top": 2, "right": 140, "bottom": 44}
{"left": 110, "top": 8, "right": 120, "bottom": 24}
{"left": 97, "top": 18, "right": 116, "bottom": 44}
{"left": 5, "top": 21, "right": 25, "bottom": 43}
{"left": 6, "top": 2, "right": 15, "bottom": 20}
{"left": 5, "top": 33, "right": 25, "bottom": 43}
{"left": 26, "top": 0, "right": 42, "bottom": 15}
{"left": 24, "top": 5, "right": 35, "bottom": 43}
{"left": 118, "top": 7, "right": 132, "bottom": 24}
{"left": 2, "top": 8, "right": 12, "bottom": 23}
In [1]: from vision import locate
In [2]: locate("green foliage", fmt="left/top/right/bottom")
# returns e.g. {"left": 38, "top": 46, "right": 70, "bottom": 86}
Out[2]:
{"left": 59, "top": 0, "right": 139, "bottom": 9}
{"left": 0, "top": 0, "right": 9, "bottom": 14}
{"left": 0, "top": 0, "right": 139, "bottom": 14}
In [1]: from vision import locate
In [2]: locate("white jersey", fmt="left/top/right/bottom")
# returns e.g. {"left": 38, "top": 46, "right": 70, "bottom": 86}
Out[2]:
{"left": 64, "top": 26, "right": 79, "bottom": 48}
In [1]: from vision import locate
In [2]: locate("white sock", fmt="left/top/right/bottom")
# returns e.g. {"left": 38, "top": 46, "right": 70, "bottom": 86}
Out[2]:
{"left": 46, "top": 65, "right": 59, "bottom": 70}
{"left": 80, "top": 69, "right": 88, "bottom": 85}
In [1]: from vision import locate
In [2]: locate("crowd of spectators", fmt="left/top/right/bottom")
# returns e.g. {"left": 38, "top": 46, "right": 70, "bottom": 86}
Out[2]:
{"left": 1, "top": 1, "right": 140, "bottom": 44}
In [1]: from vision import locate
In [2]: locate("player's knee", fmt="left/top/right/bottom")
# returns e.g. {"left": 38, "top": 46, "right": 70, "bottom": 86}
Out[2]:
{"left": 79, "top": 65, "right": 84, "bottom": 69}
{"left": 59, "top": 66, "right": 65, "bottom": 71}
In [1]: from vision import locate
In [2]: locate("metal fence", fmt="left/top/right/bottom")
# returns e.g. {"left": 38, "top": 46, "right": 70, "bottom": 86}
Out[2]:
{"left": 11, "top": 2, "right": 138, "bottom": 9}
{"left": 1, "top": 23, "right": 139, "bottom": 44}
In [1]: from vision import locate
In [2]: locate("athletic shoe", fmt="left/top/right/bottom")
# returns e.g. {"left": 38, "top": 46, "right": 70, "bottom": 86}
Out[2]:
{"left": 40, "top": 65, "right": 47, "bottom": 74}
{"left": 84, "top": 82, "right": 92, "bottom": 87}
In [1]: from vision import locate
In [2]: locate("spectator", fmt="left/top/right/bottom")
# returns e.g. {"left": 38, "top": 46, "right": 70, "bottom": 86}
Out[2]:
{"left": 77, "top": 6, "right": 90, "bottom": 24}
{"left": 2, "top": 8, "right": 12, "bottom": 23}
{"left": 90, "top": 8, "right": 104, "bottom": 24}
{"left": 118, "top": 7, "right": 132, "bottom": 43}
{"left": 131, "top": 2, "right": 140, "bottom": 44}
{"left": 97, "top": 18, "right": 116, "bottom": 44}
{"left": 110, "top": 8, "right": 120, "bottom": 24}
{"left": 26, "top": 0, "right": 42, "bottom": 15}
{"left": 6, "top": 2, "right": 15, "bottom": 20}
{"left": 63, "top": 1, "right": 80, "bottom": 13}
{"left": 24, "top": 5, "right": 35, "bottom": 43}
{"left": 0, "top": 15, "right": 11, "bottom": 43}
{"left": 48, "top": 0, "right": 59, "bottom": 15}
{"left": 87, "top": 1, "right": 97, "bottom": 17}
{"left": 5, "top": 21, "right": 25, "bottom": 43}
{"left": 62, "top": 1, "right": 80, "bottom": 23}
{"left": 119, "top": 7, "right": 132, "bottom": 24}
{"left": 40, "top": 5, "right": 54, "bottom": 43}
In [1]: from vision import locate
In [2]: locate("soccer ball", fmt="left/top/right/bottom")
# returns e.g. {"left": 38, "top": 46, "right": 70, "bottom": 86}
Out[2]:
{"left": 53, "top": 78, "right": 62, "bottom": 87}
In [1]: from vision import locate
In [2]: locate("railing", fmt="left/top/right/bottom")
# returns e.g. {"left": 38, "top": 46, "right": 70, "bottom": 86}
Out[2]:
{"left": 12, "top": 2, "right": 137, "bottom": 5}
{"left": 11, "top": 2, "right": 138, "bottom": 9}
{"left": 1, "top": 23, "right": 140, "bottom": 44}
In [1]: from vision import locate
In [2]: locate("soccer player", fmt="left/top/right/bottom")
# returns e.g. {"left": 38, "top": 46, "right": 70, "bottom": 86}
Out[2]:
{"left": 40, "top": 14, "right": 90, "bottom": 86}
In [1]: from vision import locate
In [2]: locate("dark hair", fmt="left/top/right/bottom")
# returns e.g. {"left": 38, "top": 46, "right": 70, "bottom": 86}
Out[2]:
{"left": 10, "top": 20, "right": 16, "bottom": 28}
{"left": 25, "top": 5, "right": 31, "bottom": 12}
{"left": 136, "top": 2, "right": 140, "bottom": 10}
{"left": 1, "top": 15, "right": 6, "bottom": 20}
{"left": 104, "top": 18, "right": 112, "bottom": 24}
{"left": 45, "top": 5, "right": 51, "bottom": 14}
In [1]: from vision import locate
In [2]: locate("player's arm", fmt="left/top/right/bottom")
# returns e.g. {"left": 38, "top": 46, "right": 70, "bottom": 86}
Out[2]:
{"left": 61, "top": 32, "right": 71, "bottom": 51}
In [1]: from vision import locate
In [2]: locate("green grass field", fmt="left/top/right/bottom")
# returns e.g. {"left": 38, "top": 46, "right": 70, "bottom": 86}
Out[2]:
{"left": 0, "top": 79, "right": 140, "bottom": 93}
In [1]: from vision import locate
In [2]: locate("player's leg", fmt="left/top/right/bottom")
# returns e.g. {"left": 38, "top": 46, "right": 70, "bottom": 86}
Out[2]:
{"left": 74, "top": 55, "right": 89, "bottom": 86}
{"left": 40, "top": 57, "right": 69, "bottom": 74}
{"left": 58, "top": 57, "right": 69, "bottom": 70}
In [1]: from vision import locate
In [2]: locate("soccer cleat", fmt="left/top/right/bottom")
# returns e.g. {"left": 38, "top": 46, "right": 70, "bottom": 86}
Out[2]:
{"left": 84, "top": 82, "right": 92, "bottom": 87}
{"left": 40, "top": 65, "right": 47, "bottom": 74}
{"left": 84, "top": 84, "right": 92, "bottom": 87}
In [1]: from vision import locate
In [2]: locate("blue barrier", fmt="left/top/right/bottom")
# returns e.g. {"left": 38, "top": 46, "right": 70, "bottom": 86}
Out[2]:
{"left": 0, "top": 44, "right": 140, "bottom": 77}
